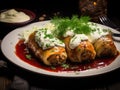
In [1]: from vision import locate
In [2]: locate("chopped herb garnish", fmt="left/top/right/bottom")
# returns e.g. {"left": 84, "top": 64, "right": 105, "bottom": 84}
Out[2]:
{"left": 26, "top": 54, "right": 32, "bottom": 60}
{"left": 44, "top": 34, "right": 54, "bottom": 39}
{"left": 51, "top": 15, "right": 92, "bottom": 38}
{"left": 103, "top": 29, "right": 109, "bottom": 32}
{"left": 61, "top": 63, "right": 69, "bottom": 69}
{"left": 46, "top": 43, "right": 50, "bottom": 48}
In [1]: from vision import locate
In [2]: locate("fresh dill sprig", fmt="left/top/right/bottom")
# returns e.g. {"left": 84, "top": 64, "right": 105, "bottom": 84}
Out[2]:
{"left": 51, "top": 16, "right": 70, "bottom": 38}
{"left": 51, "top": 15, "right": 92, "bottom": 38}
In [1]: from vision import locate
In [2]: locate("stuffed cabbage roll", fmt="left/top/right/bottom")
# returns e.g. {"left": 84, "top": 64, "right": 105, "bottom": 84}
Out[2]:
{"left": 94, "top": 34, "right": 118, "bottom": 57}
{"left": 27, "top": 29, "right": 67, "bottom": 66}
{"left": 63, "top": 34, "right": 96, "bottom": 63}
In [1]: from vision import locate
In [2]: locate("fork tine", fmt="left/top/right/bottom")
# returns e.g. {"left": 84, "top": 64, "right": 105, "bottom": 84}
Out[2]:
{"left": 99, "top": 16, "right": 117, "bottom": 28}
{"left": 99, "top": 16, "right": 120, "bottom": 32}
{"left": 99, "top": 16, "right": 105, "bottom": 24}
{"left": 99, "top": 16, "right": 109, "bottom": 26}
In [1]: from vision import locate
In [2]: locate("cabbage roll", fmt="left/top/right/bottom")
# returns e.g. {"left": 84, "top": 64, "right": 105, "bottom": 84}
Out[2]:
{"left": 94, "top": 34, "right": 118, "bottom": 57}
{"left": 63, "top": 35, "right": 96, "bottom": 63}
{"left": 27, "top": 30, "right": 67, "bottom": 66}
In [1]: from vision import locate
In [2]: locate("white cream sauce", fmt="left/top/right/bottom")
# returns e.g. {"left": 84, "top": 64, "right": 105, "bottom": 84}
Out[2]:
{"left": 69, "top": 34, "right": 88, "bottom": 49}
{"left": 63, "top": 30, "right": 75, "bottom": 37}
{"left": 0, "top": 9, "right": 30, "bottom": 23}
{"left": 88, "top": 29, "right": 109, "bottom": 43}
{"left": 35, "top": 29, "right": 65, "bottom": 50}
{"left": 21, "top": 22, "right": 110, "bottom": 50}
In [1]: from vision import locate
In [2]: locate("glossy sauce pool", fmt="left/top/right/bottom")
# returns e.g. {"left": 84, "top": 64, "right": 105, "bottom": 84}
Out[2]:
{"left": 15, "top": 40, "right": 119, "bottom": 72}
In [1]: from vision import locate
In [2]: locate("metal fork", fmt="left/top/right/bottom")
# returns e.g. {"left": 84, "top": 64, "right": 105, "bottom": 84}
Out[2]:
{"left": 99, "top": 16, "right": 120, "bottom": 30}
{"left": 99, "top": 16, "right": 120, "bottom": 37}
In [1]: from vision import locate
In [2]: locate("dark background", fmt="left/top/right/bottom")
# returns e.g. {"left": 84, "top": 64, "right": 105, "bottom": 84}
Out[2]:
{"left": 0, "top": 0, "right": 79, "bottom": 17}
{"left": 0, "top": 0, "right": 120, "bottom": 18}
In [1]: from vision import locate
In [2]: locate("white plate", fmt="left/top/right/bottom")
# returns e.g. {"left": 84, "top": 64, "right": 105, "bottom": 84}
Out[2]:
{"left": 1, "top": 21, "right": 120, "bottom": 77}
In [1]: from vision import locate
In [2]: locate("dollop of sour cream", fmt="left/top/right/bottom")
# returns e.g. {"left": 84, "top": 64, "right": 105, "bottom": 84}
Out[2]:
{"left": 88, "top": 22, "right": 109, "bottom": 43}
{"left": 88, "top": 29, "right": 109, "bottom": 43}
{"left": 63, "top": 30, "right": 75, "bottom": 37}
{"left": 68, "top": 29, "right": 109, "bottom": 49}
{"left": 0, "top": 9, "right": 30, "bottom": 23}
{"left": 69, "top": 34, "right": 88, "bottom": 49}
{"left": 35, "top": 29, "right": 65, "bottom": 50}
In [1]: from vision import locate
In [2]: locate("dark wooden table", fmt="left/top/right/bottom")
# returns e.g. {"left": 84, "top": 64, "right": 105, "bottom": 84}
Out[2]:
{"left": 0, "top": 0, "right": 120, "bottom": 90}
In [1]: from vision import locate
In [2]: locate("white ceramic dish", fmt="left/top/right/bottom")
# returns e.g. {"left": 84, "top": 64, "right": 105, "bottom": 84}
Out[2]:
{"left": 1, "top": 21, "right": 120, "bottom": 77}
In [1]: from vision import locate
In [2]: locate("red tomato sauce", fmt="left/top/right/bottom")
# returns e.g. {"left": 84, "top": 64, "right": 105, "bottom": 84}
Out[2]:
{"left": 15, "top": 40, "right": 119, "bottom": 72}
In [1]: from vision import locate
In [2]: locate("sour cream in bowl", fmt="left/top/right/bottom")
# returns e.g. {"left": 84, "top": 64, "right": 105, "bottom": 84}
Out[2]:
{"left": 0, "top": 8, "right": 36, "bottom": 27}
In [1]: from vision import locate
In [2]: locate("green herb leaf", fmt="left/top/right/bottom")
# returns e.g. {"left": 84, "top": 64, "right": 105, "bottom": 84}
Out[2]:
{"left": 51, "top": 15, "right": 92, "bottom": 38}
{"left": 26, "top": 54, "right": 32, "bottom": 60}
{"left": 61, "top": 63, "right": 69, "bottom": 69}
